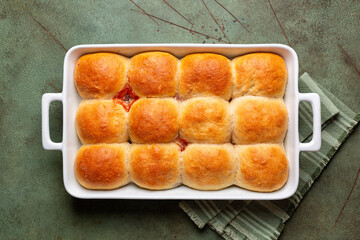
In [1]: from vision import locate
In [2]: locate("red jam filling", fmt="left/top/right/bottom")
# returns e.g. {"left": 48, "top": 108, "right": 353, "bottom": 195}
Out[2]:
{"left": 175, "top": 137, "right": 188, "bottom": 152}
{"left": 113, "top": 83, "right": 139, "bottom": 112}
{"left": 174, "top": 94, "right": 181, "bottom": 102}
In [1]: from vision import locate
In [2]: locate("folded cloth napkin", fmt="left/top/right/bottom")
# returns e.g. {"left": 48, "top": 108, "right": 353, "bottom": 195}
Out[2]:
{"left": 179, "top": 73, "right": 360, "bottom": 240}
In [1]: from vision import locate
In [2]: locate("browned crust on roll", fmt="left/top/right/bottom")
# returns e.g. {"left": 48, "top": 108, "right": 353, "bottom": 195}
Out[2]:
{"left": 75, "top": 100, "right": 128, "bottom": 144}
{"left": 128, "top": 52, "right": 178, "bottom": 97}
{"left": 179, "top": 97, "right": 231, "bottom": 144}
{"left": 129, "top": 144, "right": 181, "bottom": 190}
{"left": 129, "top": 98, "right": 179, "bottom": 143}
{"left": 235, "top": 144, "right": 289, "bottom": 192}
{"left": 74, "top": 53, "right": 128, "bottom": 99}
{"left": 232, "top": 53, "right": 287, "bottom": 98}
{"left": 182, "top": 144, "right": 236, "bottom": 190}
{"left": 231, "top": 96, "right": 288, "bottom": 144}
{"left": 75, "top": 144, "right": 130, "bottom": 190}
{"left": 179, "top": 53, "right": 233, "bottom": 100}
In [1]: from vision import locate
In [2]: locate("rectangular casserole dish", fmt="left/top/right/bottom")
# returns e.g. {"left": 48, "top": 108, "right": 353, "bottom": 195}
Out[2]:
{"left": 42, "top": 44, "right": 321, "bottom": 200}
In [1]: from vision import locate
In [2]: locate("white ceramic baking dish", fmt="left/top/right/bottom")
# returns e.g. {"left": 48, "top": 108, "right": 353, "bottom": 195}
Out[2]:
{"left": 42, "top": 44, "right": 321, "bottom": 200}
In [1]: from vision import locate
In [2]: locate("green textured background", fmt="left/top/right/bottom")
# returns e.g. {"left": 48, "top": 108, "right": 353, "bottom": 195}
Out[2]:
{"left": 1, "top": 0, "right": 359, "bottom": 239}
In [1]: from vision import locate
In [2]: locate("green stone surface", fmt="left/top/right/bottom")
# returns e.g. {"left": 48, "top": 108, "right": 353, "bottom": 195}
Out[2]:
{"left": 1, "top": 0, "right": 359, "bottom": 239}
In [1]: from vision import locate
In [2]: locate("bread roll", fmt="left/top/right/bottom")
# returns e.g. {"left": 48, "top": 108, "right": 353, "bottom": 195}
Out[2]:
{"left": 179, "top": 97, "right": 231, "bottom": 143}
{"left": 232, "top": 53, "right": 287, "bottom": 98}
{"left": 129, "top": 98, "right": 179, "bottom": 143}
{"left": 74, "top": 53, "right": 128, "bottom": 99}
{"left": 75, "top": 100, "right": 128, "bottom": 144}
{"left": 128, "top": 52, "right": 178, "bottom": 97}
{"left": 179, "top": 53, "right": 233, "bottom": 100}
{"left": 182, "top": 144, "right": 236, "bottom": 190}
{"left": 235, "top": 144, "right": 288, "bottom": 192}
{"left": 231, "top": 96, "right": 288, "bottom": 144}
{"left": 75, "top": 144, "right": 130, "bottom": 190}
{"left": 129, "top": 144, "right": 181, "bottom": 190}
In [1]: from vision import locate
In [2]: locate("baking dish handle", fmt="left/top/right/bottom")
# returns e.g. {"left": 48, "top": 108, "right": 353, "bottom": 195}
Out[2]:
{"left": 298, "top": 93, "right": 321, "bottom": 152}
{"left": 42, "top": 93, "right": 63, "bottom": 150}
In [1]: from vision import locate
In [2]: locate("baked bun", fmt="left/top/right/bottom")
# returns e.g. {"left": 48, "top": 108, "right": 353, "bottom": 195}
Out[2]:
{"left": 179, "top": 97, "right": 231, "bottom": 143}
{"left": 75, "top": 144, "right": 130, "bottom": 190}
{"left": 232, "top": 53, "right": 287, "bottom": 98}
{"left": 129, "top": 98, "right": 179, "bottom": 143}
{"left": 235, "top": 144, "right": 288, "bottom": 192}
{"left": 182, "top": 144, "right": 236, "bottom": 190}
{"left": 128, "top": 52, "right": 178, "bottom": 97}
{"left": 129, "top": 144, "right": 181, "bottom": 190}
{"left": 179, "top": 53, "right": 233, "bottom": 100}
{"left": 231, "top": 96, "right": 288, "bottom": 144}
{"left": 74, "top": 53, "right": 128, "bottom": 99}
{"left": 75, "top": 100, "right": 128, "bottom": 144}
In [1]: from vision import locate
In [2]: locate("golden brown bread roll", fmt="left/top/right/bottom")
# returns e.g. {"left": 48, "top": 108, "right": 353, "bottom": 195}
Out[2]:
{"left": 129, "top": 144, "right": 181, "bottom": 190}
{"left": 75, "top": 144, "right": 130, "bottom": 190}
{"left": 74, "top": 53, "right": 128, "bottom": 99}
{"left": 75, "top": 100, "right": 128, "bottom": 144}
{"left": 232, "top": 53, "right": 287, "bottom": 98}
{"left": 179, "top": 53, "right": 233, "bottom": 100}
{"left": 231, "top": 96, "right": 288, "bottom": 144}
{"left": 128, "top": 52, "right": 178, "bottom": 97}
{"left": 235, "top": 144, "right": 288, "bottom": 192}
{"left": 129, "top": 98, "right": 179, "bottom": 143}
{"left": 182, "top": 144, "right": 236, "bottom": 190}
{"left": 179, "top": 97, "right": 231, "bottom": 144}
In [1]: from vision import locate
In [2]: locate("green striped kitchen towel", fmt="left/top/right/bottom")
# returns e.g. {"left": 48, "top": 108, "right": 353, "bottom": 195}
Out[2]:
{"left": 179, "top": 73, "right": 360, "bottom": 240}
